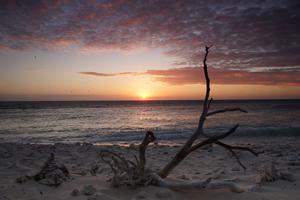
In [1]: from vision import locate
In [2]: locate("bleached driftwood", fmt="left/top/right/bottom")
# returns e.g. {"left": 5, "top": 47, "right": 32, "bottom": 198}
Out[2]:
{"left": 152, "top": 173, "right": 247, "bottom": 193}
{"left": 99, "top": 131, "right": 155, "bottom": 187}
{"left": 152, "top": 173, "right": 212, "bottom": 190}
{"left": 99, "top": 46, "right": 261, "bottom": 192}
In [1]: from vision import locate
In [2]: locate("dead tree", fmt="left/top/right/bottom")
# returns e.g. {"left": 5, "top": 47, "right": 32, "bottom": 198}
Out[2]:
{"left": 100, "top": 46, "right": 260, "bottom": 192}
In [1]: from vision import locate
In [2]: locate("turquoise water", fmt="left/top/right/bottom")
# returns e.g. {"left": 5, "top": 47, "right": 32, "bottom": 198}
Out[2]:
{"left": 0, "top": 100, "right": 299, "bottom": 143}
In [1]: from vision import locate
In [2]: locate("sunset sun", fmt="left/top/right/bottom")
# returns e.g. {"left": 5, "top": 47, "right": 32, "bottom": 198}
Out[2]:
{"left": 139, "top": 90, "right": 150, "bottom": 100}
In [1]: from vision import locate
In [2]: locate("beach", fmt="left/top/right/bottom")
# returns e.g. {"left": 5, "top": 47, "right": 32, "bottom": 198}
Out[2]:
{"left": 1, "top": 0, "right": 300, "bottom": 199}
{"left": 1, "top": 137, "right": 299, "bottom": 200}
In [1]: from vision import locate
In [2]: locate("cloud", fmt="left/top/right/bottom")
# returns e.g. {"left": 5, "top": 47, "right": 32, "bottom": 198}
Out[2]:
{"left": 80, "top": 66, "right": 300, "bottom": 86}
{"left": 1, "top": 0, "right": 300, "bottom": 72}
{"left": 79, "top": 71, "right": 142, "bottom": 77}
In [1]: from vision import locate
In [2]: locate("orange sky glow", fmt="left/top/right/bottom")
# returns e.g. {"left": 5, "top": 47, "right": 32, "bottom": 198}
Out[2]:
{"left": 0, "top": 47, "right": 299, "bottom": 101}
{"left": 0, "top": 1, "right": 299, "bottom": 101}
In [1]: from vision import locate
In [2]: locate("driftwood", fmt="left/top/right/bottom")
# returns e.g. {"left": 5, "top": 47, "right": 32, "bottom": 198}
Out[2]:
{"left": 16, "top": 153, "right": 70, "bottom": 187}
{"left": 153, "top": 173, "right": 247, "bottom": 193}
{"left": 158, "top": 46, "right": 259, "bottom": 178}
{"left": 100, "top": 46, "right": 261, "bottom": 192}
{"left": 100, "top": 131, "right": 156, "bottom": 187}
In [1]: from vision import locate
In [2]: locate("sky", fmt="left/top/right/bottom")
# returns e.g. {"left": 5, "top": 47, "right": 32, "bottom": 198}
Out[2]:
{"left": 0, "top": 0, "right": 300, "bottom": 101}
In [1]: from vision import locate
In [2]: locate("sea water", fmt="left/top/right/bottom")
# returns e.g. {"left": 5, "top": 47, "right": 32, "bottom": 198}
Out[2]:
{"left": 0, "top": 100, "right": 299, "bottom": 143}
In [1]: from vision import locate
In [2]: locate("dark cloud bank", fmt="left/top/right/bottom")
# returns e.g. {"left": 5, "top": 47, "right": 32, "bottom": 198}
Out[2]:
{"left": 1, "top": 0, "right": 300, "bottom": 85}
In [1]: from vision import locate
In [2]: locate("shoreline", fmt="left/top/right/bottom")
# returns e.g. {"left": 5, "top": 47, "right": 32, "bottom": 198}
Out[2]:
{"left": 1, "top": 135, "right": 300, "bottom": 145}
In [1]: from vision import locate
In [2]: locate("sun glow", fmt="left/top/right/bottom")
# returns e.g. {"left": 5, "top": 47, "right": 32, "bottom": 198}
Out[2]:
{"left": 139, "top": 90, "right": 151, "bottom": 100}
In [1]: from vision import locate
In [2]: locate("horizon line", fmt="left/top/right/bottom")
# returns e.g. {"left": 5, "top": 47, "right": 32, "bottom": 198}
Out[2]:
{"left": 0, "top": 98, "right": 299, "bottom": 102}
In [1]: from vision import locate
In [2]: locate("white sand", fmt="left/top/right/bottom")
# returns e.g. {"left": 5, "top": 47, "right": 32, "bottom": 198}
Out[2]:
{"left": 0, "top": 137, "right": 299, "bottom": 200}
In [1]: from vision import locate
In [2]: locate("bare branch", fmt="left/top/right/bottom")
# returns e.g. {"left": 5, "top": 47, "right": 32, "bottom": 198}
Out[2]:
{"left": 207, "top": 98, "right": 213, "bottom": 110}
{"left": 188, "top": 124, "right": 239, "bottom": 153}
{"left": 197, "top": 45, "right": 212, "bottom": 130}
{"left": 99, "top": 131, "right": 157, "bottom": 187}
{"left": 207, "top": 108, "right": 247, "bottom": 117}
{"left": 159, "top": 46, "right": 213, "bottom": 178}
{"left": 100, "top": 150, "right": 130, "bottom": 174}
{"left": 139, "top": 131, "right": 156, "bottom": 173}
{"left": 214, "top": 141, "right": 261, "bottom": 157}
{"left": 221, "top": 144, "right": 247, "bottom": 170}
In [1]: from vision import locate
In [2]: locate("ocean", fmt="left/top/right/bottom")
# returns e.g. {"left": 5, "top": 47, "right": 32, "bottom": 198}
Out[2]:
{"left": 0, "top": 100, "right": 299, "bottom": 144}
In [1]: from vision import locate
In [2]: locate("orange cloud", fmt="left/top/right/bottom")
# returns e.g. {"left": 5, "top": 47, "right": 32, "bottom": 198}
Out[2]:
{"left": 80, "top": 67, "right": 300, "bottom": 86}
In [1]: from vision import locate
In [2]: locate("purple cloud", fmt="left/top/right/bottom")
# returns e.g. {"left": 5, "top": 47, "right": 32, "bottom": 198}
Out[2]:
{"left": 1, "top": 0, "right": 300, "bottom": 73}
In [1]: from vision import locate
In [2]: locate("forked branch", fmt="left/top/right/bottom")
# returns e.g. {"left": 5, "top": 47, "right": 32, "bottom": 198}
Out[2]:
{"left": 158, "top": 46, "right": 260, "bottom": 179}
{"left": 188, "top": 124, "right": 239, "bottom": 153}
{"left": 207, "top": 108, "right": 247, "bottom": 117}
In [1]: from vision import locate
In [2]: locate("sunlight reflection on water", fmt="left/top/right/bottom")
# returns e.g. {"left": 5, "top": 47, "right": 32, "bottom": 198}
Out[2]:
{"left": 0, "top": 100, "right": 299, "bottom": 143}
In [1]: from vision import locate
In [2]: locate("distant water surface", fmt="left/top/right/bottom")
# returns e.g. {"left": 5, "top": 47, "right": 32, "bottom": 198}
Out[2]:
{"left": 0, "top": 100, "right": 299, "bottom": 143}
